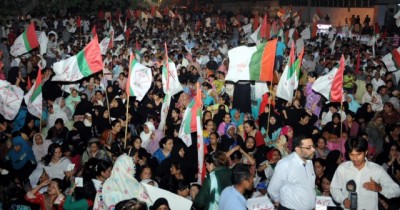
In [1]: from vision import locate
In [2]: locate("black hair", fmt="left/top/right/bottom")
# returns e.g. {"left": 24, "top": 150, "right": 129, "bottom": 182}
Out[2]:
{"left": 42, "top": 143, "right": 62, "bottom": 166}
{"left": 159, "top": 136, "right": 173, "bottom": 149}
{"left": 313, "top": 158, "right": 326, "bottom": 168}
{"left": 111, "top": 119, "right": 120, "bottom": 127}
{"left": 51, "top": 178, "right": 66, "bottom": 193}
{"left": 209, "top": 131, "right": 219, "bottom": 139}
{"left": 231, "top": 163, "right": 251, "bottom": 185}
{"left": 230, "top": 150, "right": 242, "bottom": 161}
{"left": 292, "top": 135, "right": 311, "bottom": 149}
{"left": 205, "top": 151, "right": 229, "bottom": 167}
{"left": 243, "top": 120, "right": 256, "bottom": 129}
{"left": 54, "top": 118, "right": 64, "bottom": 125}
{"left": 115, "top": 198, "right": 148, "bottom": 210}
{"left": 176, "top": 180, "right": 189, "bottom": 192}
{"left": 345, "top": 137, "right": 368, "bottom": 153}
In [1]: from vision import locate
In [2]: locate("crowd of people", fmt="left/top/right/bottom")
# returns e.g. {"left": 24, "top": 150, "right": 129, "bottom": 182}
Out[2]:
{"left": 0, "top": 4, "right": 400, "bottom": 210}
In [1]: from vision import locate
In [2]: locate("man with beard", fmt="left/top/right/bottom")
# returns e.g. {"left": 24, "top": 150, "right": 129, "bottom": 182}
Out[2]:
{"left": 268, "top": 135, "right": 316, "bottom": 210}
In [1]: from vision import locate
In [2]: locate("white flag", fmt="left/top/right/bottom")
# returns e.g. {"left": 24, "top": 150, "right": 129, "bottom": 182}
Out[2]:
{"left": 250, "top": 26, "right": 261, "bottom": 45}
{"left": 225, "top": 46, "right": 257, "bottom": 82}
{"left": 312, "top": 67, "right": 339, "bottom": 100}
{"left": 0, "top": 80, "right": 24, "bottom": 120}
{"left": 38, "top": 31, "right": 48, "bottom": 55}
{"left": 162, "top": 60, "right": 183, "bottom": 96}
{"left": 99, "top": 37, "right": 111, "bottom": 55}
{"left": 242, "top": 23, "right": 252, "bottom": 34}
{"left": 127, "top": 57, "right": 153, "bottom": 101}
{"left": 158, "top": 93, "right": 171, "bottom": 131}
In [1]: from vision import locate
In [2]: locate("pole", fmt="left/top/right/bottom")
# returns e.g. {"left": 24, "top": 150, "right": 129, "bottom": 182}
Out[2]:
{"left": 340, "top": 101, "right": 343, "bottom": 155}
{"left": 124, "top": 96, "right": 130, "bottom": 150}
{"left": 104, "top": 87, "right": 112, "bottom": 124}
{"left": 265, "top": 72, "right": 275, "bottom": 143}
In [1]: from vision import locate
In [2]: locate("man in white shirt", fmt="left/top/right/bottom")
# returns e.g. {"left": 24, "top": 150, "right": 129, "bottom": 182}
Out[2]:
{"left": 268, "top": 135, "right": 316, "bottom": 210}
{"left": 331, "top": 137, "right": 400, "bottom": 210}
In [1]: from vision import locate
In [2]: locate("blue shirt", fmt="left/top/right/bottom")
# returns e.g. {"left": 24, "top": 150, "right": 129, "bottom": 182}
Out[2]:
{"left": 219, "top": 186, "right": 246, "bottom": 210}
{"left": 276, "top": 42, "right": 286, "bottom": 56}
{"left": 268, "top": 152, "right": 316, "bottom": 210}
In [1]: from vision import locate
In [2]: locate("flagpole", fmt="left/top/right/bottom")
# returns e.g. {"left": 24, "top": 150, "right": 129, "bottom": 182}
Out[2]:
{"left": 124, "top": 96, "right": 130, "bottom": 150}
{"left": 104, "top": 87, "right": 111, "bottom": 124}
{"left": 265, "top": 73, "right": 275, "bottom": 142}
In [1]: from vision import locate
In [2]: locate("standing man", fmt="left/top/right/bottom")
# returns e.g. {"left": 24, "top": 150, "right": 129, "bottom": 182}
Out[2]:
{"left": 330, "top": 137, "right": 400, "bottom": 210}
{"left": 268, "top": 135, "right": 316, "bottom": 210}
{"left": 219, "top": 163, "right": 254, "bottom": 210}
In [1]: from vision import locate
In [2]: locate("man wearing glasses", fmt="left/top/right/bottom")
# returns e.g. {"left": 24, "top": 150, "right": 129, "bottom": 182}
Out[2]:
{"left": 268, "top": 135, "right": 316, "bottom": 210}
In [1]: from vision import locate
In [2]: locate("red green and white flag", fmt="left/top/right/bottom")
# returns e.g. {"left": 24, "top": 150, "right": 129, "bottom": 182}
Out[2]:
{"left": 312, "top": 56, "right": 345, "bottom": 102}
{"left": 108, "top": 27, "right": 114, "bottom": 49}
{"left": 52, "top": 35, "right": 104, "bottom": 82}
{"left": 158, "top": 93, "right": 171, "bottom": 131}
{"left": 313, "top": 8, "right": 323, "bottom": 23}
{"left": 249, "top": 39, "right": 277, "bottom": 81}
{"left": 276, "top": 42, "right": 296, "bottom": 102}
{"left": 126, "top": 52, "right": 153, "bottom": 101}
{"left": 293, "top": 47, "right": 305, "bottom": 89}
{"left": 0, "top": 80, "right": 24, "bottom": 120}
{"left": 330, "top": 55, "right": 345, "bottom": 102}
{"left": 382, "top": 47, "right": 400, "bottom": 72}
{"left": 225, "top": 39, "right": 277, "bottom": 82}
{"left": 24, "top": 65, "right": 43, "bottom": 118}
{"left": 162, "top": 43, "right": 183, "bottom": 95}
{"left": 10, "top": 22, "right": 39, "bottom": 57}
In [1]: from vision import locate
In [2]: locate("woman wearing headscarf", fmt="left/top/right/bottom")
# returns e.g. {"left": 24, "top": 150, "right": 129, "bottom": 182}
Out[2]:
{"left": 230, "top": 108, "right": 244, "bottom": 128}
{"left": 276, "top": 125, "right": 293, "bottom": 156}
{"left": 100, "top": 120, "right": 122, "bottom": 152}
{"left": 7, "top": 66, "right": 26, "bottom": 90}
{"left": 93, "top": 154, "right": 152, "bottom": 209}
{"left": 262, "top": 114, "right": 282, "bottom": 148}
{"left": 366, "top": 114, "right": 386, "bottom": 156}
{"left": 32, "top": 133, "right": 52, "bottom": 162}
{"left": 47, "top": 103, "right": 69, "bottom": 129}
{"left": 212, "top": 105, "right": 227, "bottom": 130}
{"left": 92, "top": 107, "right": 111, "bottom": 137}
{"left": 257, "top": 149, "right": 282, "bottom": 182}
{"left": 356, "top": 102, "right": 375, "bottom": 131}
{"left": 73, "top": 93, "right": 93, "bottom": 120}
{"left": 53, "top": 97, "right": 73, "bottom": 120}
{"left": 109, "top": 97, "right": 125, "bottom": 120}
{"left": 65, "top": 88, "right": 81, "bottom": 116}
{"left": 47, "top": 118, "right": 69, "bottom": 144}
{"left": 220, "top": 123, "right": 245, "bottom": 152}
{"left": 140, "top": 122, "right": 157, "bottom": 152}
{"left": 3, "top": 136, "right": 36, "bottom": 183}
{"left": 20, "top": 116, "right": 39, "bottom": 142}
{"left": 305, "top": 72, "right": 322, "bottom": 119}
{"left": 346, "top": 94, "right": 361, "bottom": 113}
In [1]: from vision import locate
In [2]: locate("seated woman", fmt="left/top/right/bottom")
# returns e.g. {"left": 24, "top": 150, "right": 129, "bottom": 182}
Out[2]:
{"left": 20, "top": 116, "right": 39, "bottom": 142}
{"left": 276, "top": 125, "right": 293, "bottom": 156}
{"left": 41, "top": 143, "right": 72, "bottom": 180}
{"left": 3, "top": 135, "right": 37, "bottom": 184}
{"left": 257, "top": 149, "right": 282, "bottom": 182}
{"left": 46, "top": 118, "right": 69, "bottom": 144}
{"left": 93, "top": 154, "right": 152, "bottom": 209}
{"left": 126, "top": 136, "right": 151, "bottom": 178}
{"left": 322, "top": 113, "right": 345, "bottom": 141}
{"left": 220, "top": 123, "right": 245, "bottom": 152}
{"left": 25, "top": 178, "right": 66, "bottom": 210}
{"left": 100, "top": 120, "right": 122, "bottom": 152}
{"left": 314, "top": 136, "right": 330, "bottom": 159}
{"left": 81, "top": 138, "right": 111, "bottom": 166}
{"left": 152, "top": 137, "right": 174, "bottom": 165}
{"left": 206, "top": 132, "right": 221, "bottom": 154}
{"left": 32, "top": 133, "right": 52, "bottom": 162}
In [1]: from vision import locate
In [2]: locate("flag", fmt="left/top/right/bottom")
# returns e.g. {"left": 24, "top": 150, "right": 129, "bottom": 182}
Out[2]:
{"left": 151, "top": 7, "right": 156, "bottom": 17}
{"left": 162, "top": 43, "right": 183, "bottom": 95}
{"left": 10, "top": 22, "right": 39, "bottom": 57}
{"left": 394, "top": 10, "right": 400, "bottom": 27}
{"left": 225, "top": 39, "right": 278, "bottom": 82}
{"left": 250, "top": 26, "right": 261, "bottom": 45}
{"left": 330, "top": 35, "right": 337, "bottom": 52}
{"left": 242, "top": 23, "right": 252, "bottom": 34}
{"left": 76, "top": 16, "right": 81, "bottom": 27}
{"left": 135, "top": 40, "right": 141, "bottom": 61}
{"left": 0, "top": 80, "right": 24, "bottom": 120}
{"left": 24, "top": 65, "right": 43, "bottom": 118}
{"left": 159, "top": 93, "right": 171, "bottom": 131}
{"left": 178, "top": 83, "right": 202, "bottom": 147}
{"left": 249, "top": 39, "right": 278, "bottom": 81}
{"left": 313, "top": 8, "right": 323, "bottom": 23}
{"left": 312, "top": 65, "right": 343, "bottom": 102}
{"left": 330, "top": 55, "right": 345, "bottom": 102}
{"left": 91, "top": 26, "right": 97, "bottom": 39}
{"left": 260, "top": 14, "right": 270, "bottom": 39}
{"left": 169, "top": 10, "right": 175, "bottom": 18}
{"left": 253, "top": 14, "right": 260, "bottom": 31}
{"left": 276, "top": 42, "right": 296, "bottom": 102}
{"left": 99, "top": 36, "right": 111, "bottom": 55}
{"left": 38, "top": 31, "right": 48, "bottom": 55}
{"left": 300, "top": 24, "right": 317, "bottom": 40}
{"left": 52, "top": 35, "right": 104, "bottom": 82}
{"left": 108, "top": 27, "right": 114, "bottom": 49}
{"left": 155, "top": 10, "right": 162, "bottom": 19}
{"left": 293, "top": 47, "right": 304, "bottom": 89}
{"left": 382, "top": 47, "right": 400, "bottom": 72}
{"left": 225, "top": 46, "right": 257, "bottom": 82}
{"left": 114, "top": 34, "right": 124, "bottom": 41}
{"left": 126, "top": 52, "right": 153, "bottom": 101}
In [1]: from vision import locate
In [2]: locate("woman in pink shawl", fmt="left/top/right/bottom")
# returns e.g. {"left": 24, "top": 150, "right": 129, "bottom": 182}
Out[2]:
{"left": 276, "top": 125, "right": 293, "bottom": 155}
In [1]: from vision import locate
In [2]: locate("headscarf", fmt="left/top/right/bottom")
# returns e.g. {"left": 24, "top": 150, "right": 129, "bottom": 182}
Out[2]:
{"left": 151, "top": 198, "right": 170, "bottom": 210}
{"left": 54, "top": 97, "right": 72, "bottom": 119}
{"left": 7, "top": 136, "right": 36, "bottom": 169}
{"left": 93, "top": 154, "right": 152, "bottom": 209}
{"left": 279, "top": 125, "right": 293, "bottom": 151}
{"left": 140, "top": 121, "right": 155, "bottom": 148}
{"left": 230, "top": 108, "right": 244, "bottom": 126}
{"left": 224, "top": 122, "right": 237, "bottom": 139}
{"left": 32, "top": 133, "right": 51, "bottom": 162}
{"left": 346, "top": 94, "right": 361, "bottom": 113}
{"left": 146, "top": 129, "right": 164, "bottom": 155}
{"left": 325, "top": 150, "right": 341, "bottom": 176}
